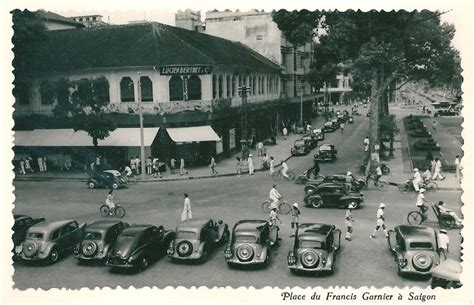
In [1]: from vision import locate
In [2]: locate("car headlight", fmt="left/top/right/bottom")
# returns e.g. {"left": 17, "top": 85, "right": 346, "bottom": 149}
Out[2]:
{"left": 128, "top": 257, "right": 133, "bottom": 263}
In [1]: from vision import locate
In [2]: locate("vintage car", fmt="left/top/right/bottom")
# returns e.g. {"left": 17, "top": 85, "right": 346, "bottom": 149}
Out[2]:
{"left": 87, "top": 170, "right": 128, "bottom": 190}
{"left": 224, "top": 220, "right": 278, "bottom": 268}
{"left": 304, "top": 174, "right": 367, "bottom": 194}
{"left": 303, "top": 183, "right": 364, "bottom": 209}
{"left": 18, "top": 220, "right": 85, "bottom": 264}
{"left": 291, "top": 139, "right": 310, "bottom": 156}
{"left": 322, "top": 121, "right": 336, "bottom": 133}
{"left": 387, "top": 225, "right": 441, "bottom": 277}
{"left": 106, "top": 224, "right": 174, "bottom": 271}
{"left": 12, "top": 215, "right": 45, "bottom": 249}
{"left": 314, "top": 144, "right": 338, "bottom": 162}
{"left": 168, "top": 218, "right": 229, "bottom": 263}
{"left": 287, "top": 223, "right": 341, "bottom": 275}
{"left": 312, "top": 128, "right": 325, "bottom": 141}
{"left": 74, "top": 220, "right": 129, "bottom": 263}
{"left": 331, "top": 119, "right": 340, "bottom": 129}
{"left": 431, "top": 259, "right": 462, "bottom": 289}
{"left": 302, "top": 135, "right": 318, "bottom": 150}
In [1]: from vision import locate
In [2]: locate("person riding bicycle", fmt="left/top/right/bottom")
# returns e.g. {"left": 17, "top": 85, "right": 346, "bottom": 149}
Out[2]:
{"left": 436, "top": 201, "right": 463, "bottom": 227}
{"left": 269, "top": 184, "right": 282, "bottom": 210}
{"left": 105, "top": 189, "right": 117, "bottom": 215}
{"left": 416, "top": 188, "right": 429, "bottom": 218}
{"left": 422, "top": 167, "right": 432, "bottom": 182}
{"left": 346, "top": 171, "right": 358, "bottom": 191}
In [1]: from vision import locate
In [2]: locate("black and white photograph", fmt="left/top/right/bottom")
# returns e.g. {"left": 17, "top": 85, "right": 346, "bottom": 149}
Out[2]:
{"left": 1, "top": 0, "right": 472, "bottom": 304}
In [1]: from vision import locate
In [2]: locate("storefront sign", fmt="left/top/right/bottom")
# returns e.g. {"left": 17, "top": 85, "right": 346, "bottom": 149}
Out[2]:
{"left": 183, "top": 76, "right": 189, "bottom": 101}
{"left": 159, "top": 65, "right": 213, "bottom": 75}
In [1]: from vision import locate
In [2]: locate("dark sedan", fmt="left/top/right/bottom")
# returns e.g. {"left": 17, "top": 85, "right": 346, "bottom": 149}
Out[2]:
{"left": 314, "top": 144, "right": 337, "bottom": 162}
{"left": 303, "top": 183, "right": 364, "bottom": 209}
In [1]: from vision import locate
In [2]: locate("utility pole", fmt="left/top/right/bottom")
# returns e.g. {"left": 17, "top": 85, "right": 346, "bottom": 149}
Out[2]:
{"left": 238, "top": 85, "right": 251, "bottom": 158}
{"left": 137, "top": 72, "right": 146, "bottom": 180}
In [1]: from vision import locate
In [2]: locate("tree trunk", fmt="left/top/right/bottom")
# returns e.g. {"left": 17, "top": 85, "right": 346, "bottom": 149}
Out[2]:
{"left": 369, "top": 67, "right": 380, "bottom": 155}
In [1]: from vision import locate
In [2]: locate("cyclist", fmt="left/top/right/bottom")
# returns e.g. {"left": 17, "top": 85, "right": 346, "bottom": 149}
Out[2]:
{"left": 416, "top": 188, "right": 429, "bottom": 218}
{"left": 269, "top": 184, "right": 282, "bottom": 210}
{"left": 105, "top": 190, "right": 116, "bottom": 216}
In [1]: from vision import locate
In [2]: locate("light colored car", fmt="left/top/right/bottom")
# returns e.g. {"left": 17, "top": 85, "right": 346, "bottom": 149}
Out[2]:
{"left": 313, "top": 128, "right": 325, "bottom": 140}
{"left": 19, "top": 220, "right": 85, "bottom": 264}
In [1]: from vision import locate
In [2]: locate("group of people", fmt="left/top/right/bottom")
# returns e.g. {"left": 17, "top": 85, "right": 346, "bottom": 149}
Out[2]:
{"left": 235, "top": 154, "right": 290, "bottom": 178}
{"left": 18, "top": 155, "right": 52, "bottom": 175}
{"left": 123, "top": 156, "right": 189, "bottom": 179}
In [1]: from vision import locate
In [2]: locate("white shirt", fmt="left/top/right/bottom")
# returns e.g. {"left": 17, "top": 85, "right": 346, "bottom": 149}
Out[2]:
{"left": 413, "top": 171, "right": 421, "bottom": 182}
{"left": 269, "top": 210, "right": 278, "bottom": 222}
{"left": 376, "top": 166, "right": 382, "bottom": 176}
{"left": 438, "top": 233, "right": 449, "bottom": 249}
{"left": 282, "top": 162, "right": 288, "bottom": 170}
{"left": 377, "top": 208, "right": 384, "bottom": 220}
{"left": 435, "top": 160, "right": 442, "bottom": 170}
{"left": 247, "top": 157, "right": 253, "bottom": 165}
{"left": 269, "top": 188, "right": 281, "bottom": 201}
{"left": 363, "top": 138, "right": 369, "bottom": 145}
{"left": 184, "top": 197, "right": 191, "bottom": 210}
{"left": 455, "top": 158, "right": 460, "bottom": 166}
{"left": 124, "top": 166, "right": 132, "bottom": 176}
{"left": 416, "top": 193, "right": 425, "bottom": 207}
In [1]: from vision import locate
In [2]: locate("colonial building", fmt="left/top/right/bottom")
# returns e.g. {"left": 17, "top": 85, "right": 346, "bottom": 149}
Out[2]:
{"left": 13, "top": 22, "right": 284, "bottom": 169}
{"left": 70, "top": 15, "right": 110, "bottom": 28}
{"left": 36, "top": 10, "right": 84, "bottom": 31}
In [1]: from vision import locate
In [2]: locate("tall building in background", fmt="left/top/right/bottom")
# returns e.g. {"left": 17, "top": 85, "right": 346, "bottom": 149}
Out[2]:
{"left": 175, "top": 9, "right": 205, "bottom": 32}
{"left": 70, "top": 15, "right": 110, "bottom": 28}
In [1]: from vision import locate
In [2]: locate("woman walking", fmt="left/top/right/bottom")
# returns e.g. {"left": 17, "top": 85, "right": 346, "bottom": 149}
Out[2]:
{"left": 345, "top": 203, "right": 356, "bottom": 241}
{"left": 290, "top": 203, "right": 301, "bottom": 237}
{"left": 181, "top": 193, "right": 192, "bottom": 221}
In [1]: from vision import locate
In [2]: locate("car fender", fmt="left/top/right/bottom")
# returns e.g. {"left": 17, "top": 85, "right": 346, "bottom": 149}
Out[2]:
{"left": 216, "top": 223, "right": 229, "bottom": 243}
{"left": 41, "top": 241, "right": 58, "bottom": 258}
{"left": 304, "top": 194, "right": 321, "bottom": 205}
{"left": 340, "top": 195, "right": 361, "bottom": 202}
{"left": 161, "top": 230, "right": 176, "bottom": 247}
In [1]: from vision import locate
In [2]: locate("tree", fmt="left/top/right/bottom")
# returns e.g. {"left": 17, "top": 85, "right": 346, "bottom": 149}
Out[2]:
{"left": 272, "top": 10, "right": 462, "bottom": 156}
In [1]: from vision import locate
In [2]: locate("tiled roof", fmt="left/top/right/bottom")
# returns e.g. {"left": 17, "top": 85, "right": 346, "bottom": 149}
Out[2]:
{"left": 26, "top": 22, "right": 281, "bottom": 74}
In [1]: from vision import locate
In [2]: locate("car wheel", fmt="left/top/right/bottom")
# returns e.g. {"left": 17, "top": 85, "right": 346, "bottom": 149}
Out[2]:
{"left": 440, "top": 217, "right": 455, "bottom": 229}
{"left": 310, "top": 197, "right": 323, "bottom": 208}
{"left": 82, "top": 242, "right": 98, "bottom": 257}
{"left": 88, "top": 182, "right": 95, "bottom": 189}
{"left": 177, "top": 240, "right": 193, "bottom": 257}
{"left": 48, "top": 248, "right": 60, "bottom": 264}
{"left": 236, "top": 245, "right": 254, "bottom": 262}
{"left": 348, "top": 201, "right": 360, "bottom": 209}
{"left": 100, "top": 205, "right": 110, "bottom": 217}
{"left": 412, "top": 253, "right": 433, "bottom": 272}
{"left": 112, "top": 183, "right": 119, "bottom": 190}
{"left": 261, "top": 201, "right": 272, "bottom": 213}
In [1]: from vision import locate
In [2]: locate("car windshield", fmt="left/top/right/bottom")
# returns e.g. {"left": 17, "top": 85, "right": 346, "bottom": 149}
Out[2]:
{"left": 299, "top": 240, "right": 324, "bottom": 249}
{"left": 235, "top": 234, "right": 257, "bottom": 243}
{"left": 27, "top": 232, "right": 44, "bottom": 240}
{"left": 84, "top": 231, "right": 102, "bottom": 240}
{"left": 324, "top": 122, "right": 332, "bottom": 126}
{"left": 116, "top": 235, "right": 135, "bottom": 245}
{"left": 176, "top": 231, "right": 196, "bottom": 240}
{"left": 320, "top": 146, "right": 331, "bottom": 151}
{"left": 409, "top": 242, "right": 434, "bottom": 250}
{"left": 295, "top": 140, "right": 305, "bottom": 146}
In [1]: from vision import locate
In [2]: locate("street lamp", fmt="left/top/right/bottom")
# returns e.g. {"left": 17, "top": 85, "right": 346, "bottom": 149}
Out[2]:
{"left": 137, "top": 72, "right": 146, "bottom": 180}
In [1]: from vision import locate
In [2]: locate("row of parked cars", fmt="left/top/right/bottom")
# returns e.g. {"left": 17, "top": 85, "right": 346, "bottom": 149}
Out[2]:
{"left": 12, "top": 214, "right": 460, "bottom": 286}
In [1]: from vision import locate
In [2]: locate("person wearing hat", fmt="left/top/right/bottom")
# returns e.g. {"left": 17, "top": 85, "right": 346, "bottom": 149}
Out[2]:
{"left": 438, "top": 229, "right": 450, "bottom": 260}
{"left": 345, "top": 202, "right": 356, "bottom": 241}
{"left": 247, "top": 154, "right": 254, "bottom": 175}
{"left": 370, "top": 203, "right": 388, "bottom": 239}
{"left": 412, "top": 168, "right": 422, "bottom": 192}
{"left": 346, "top": 171, "right": 357, "bottom": 191}
{"left": 416, "top": 188, "right": 428, "bottom": 218}
{"left": 269, "top": 184, "right": 282, "bottom": 210}
{"left": 290, "top": 203, "right": 301, "bottom": 237}
{"left": 436, "top": 201, "right": 463, "bottom": 227}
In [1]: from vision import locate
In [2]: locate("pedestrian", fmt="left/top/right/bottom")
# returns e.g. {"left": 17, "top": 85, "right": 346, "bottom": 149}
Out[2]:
{"left": 269, "top": 156, "right": 275, "bottom": 175}
{"left": 412, "top": 168, "right": 421, "bottom": 192}
{"left": 25, "top": 156, "right": 34, "bottom": 173}
{"left": 181, "top": 193, "right": 192, "bottom": 221}
{"left": 345, "top": 202, "right": 356, "bottom": 241}
{"left": 43, "top": 156, "right": 47, "bottom": 172}
{"left": 170, "top": 157, "right": 176, "bottom": 174}
{"left": 248, "top": 154, "right": 254, "bottom": 175}
{"left": 281, "top": 160, "right": 289, "bottom": 179}
{"left": 422, "top": 167, "right": 432, "bottom": 181}
{"left": 340, "top": 122, "right": 345, "bottom": 134}
{"left": 146, "top": 157, "right": 152, "bottom": 175}
{"left": 432, "top": 157, "right": 445, "bottom": 180}
{"left": 438, "top": 229, "right": 449, "bottom": 261}
{"left": 180, "top": 158, "right": 187, "bottom": 175}
{"left": 209, "top": 156, "right": 218, "bottom": 176}
{"left": 430, "top": 158, "right": 436, "bottom": 176}
{"left": 454, "top": 155, "right": 461, "bottom": 178}
{"left": 257, "top": 141, "right": 264, "bottom": 156}
{"left": 310, "top": 159, "right": 320, "bottom": 178}
{"left": 152, "top": 157, "right": 161, "bottom": 178}
{"left": 64, "top": 154, "right": 71, "bottom": 171}
{"left": 130, "top": 157, "right": 136, "bottom": 175}
{"left": 122, "top": 165, "right": 132, "bottom": 179}
{"left": 290, "top": 203, "right": 300, "bottom": 237}
{"left": 235, "top": 157, "right": 242, "bottom": 177}
{"left": 283, "top": 126, "right": 288, "bottom": 140}
{"left": 423, "top": 106, "right": 426, "bottom": 113}
{"left": 363, "top": 136, "right": 370, "bottom": 152}
{"left": 269, "top": 207, "right": 282, "bottom": 227}
{"left": 95, "top": 155, "right": 101, "bottom": 170}
{"left": 134, "top": 156, "right": 141, "bottom": 175}
{"left": 37, "top": 156, "right": 44, "bottom": 172}
{"left": 370, "top": 203, "right": 388, "bottom": 239}
{"left": 19, "top": 158, "right": 26, "bottom": 175}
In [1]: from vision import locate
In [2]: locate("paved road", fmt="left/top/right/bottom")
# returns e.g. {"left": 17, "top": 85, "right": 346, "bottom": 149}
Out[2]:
{"left": 12, "top": 111, "right": 463, "bottom": 289}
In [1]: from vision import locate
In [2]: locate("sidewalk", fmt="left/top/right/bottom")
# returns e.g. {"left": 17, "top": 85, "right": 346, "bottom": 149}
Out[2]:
{"left": 14, "top": 116, "right": 328, "bottom": 183}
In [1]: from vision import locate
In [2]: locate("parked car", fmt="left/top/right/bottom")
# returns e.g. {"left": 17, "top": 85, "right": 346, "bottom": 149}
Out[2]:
{"left": 18, "top": 220, "right": 86, "bottom": 264}
{"left": 304, "top": 174, "right": 367, "bottom": 194}
{"left": 168, "top": 218, "right": 229, "bottom": 263}
{"left": 12, "top": 215, "right": 45, "bottom": 250}
{"left": 106, "top": 224, "right": 174, "bottom": 271}
{"left": 287, "top": 223, "right": 341, "bottom": 275}
{"left": 313, "top": 128, "right": 325, "bottom": 141}
{"left": 74, "top": 220, "right": 129, "bottom": 263}
{"left": 87, "top": 170, "right": 128, "bottom": 190}
{"left": 302, "top": 135, "right": 318, "bottom": 150}
{"left": 322, "top": 121, "right": 336, "bottom": 133}
{"left": 224, "top": 220, "right": 278, "bottom": 268}
{"left": 387, "top": 225, "right": 441, "bottom": 277}
{"left": 314, "top": 144, "right": 337, "bottom": 162}
{"left": 291, "top": 139, "right": 310, "bottom": 156}
{"left": 331, "top": 119, "right": 340, "bottom": 129}
{"left": 431, "top": 259, "right": 462, "bottom": 289}
{"left": 303, "top": 183, "right": 364, "bottom": 209}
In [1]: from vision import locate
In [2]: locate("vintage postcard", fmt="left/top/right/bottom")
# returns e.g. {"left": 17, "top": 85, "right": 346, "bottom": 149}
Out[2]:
{"left": 1, "top": 0, "right": 472, "bottom": 304}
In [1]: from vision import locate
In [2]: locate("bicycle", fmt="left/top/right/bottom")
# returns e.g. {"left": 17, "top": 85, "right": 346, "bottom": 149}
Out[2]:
{"left": 272, "top": 169, "right": 296, "bottom": 181}
{"left": 407, "top": 207, "right": 429, "bottom": 226}
{"left": 364, "top": 173, "right": 389, "bottom": 191}
{"left": 261, "top": 198, "right": 291, "bottom": 215}
{"left": 100, "top": 201, "right": 126, "bottom": 218}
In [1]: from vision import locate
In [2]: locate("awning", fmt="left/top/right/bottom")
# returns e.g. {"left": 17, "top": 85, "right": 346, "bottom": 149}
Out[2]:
{"left": 14, "top": 128, "right": 160, "bottom": 147}
{"left": 166, "top": 126, "right": 220, "bottom": 143}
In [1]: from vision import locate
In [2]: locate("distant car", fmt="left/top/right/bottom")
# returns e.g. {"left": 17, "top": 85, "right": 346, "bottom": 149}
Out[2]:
{"left": 304, "top": 174, "right": 348, "bottom": 194}
{"left": 287, "top": 223, "right": 341, "bottom": 275}
{"left": 74, "top": 220, "right": 129, "bottom": 263}
{"left": 106, "top": 224, "right": 174, "bottom": 271}
{"left": 12, "top": 215, "right": 45, "bottom": 249}
{"left": 291, "top": 139, "right": 310, "bottom": 156}
{"left": 168, "top": 218, "right": 230, "bottom": 263}
{"left": 314, "top": 144, "right": 337, "bottom": 162}
{"left": 302, "top": 135, "right": 318, "bottom": 150}
{"left": 87, "top": 170, "right": 128, "bottom": 190}
{"left": 303, "top": 183, "right": 364, "bottom": 209}
{"left": 434, "top": 109, "right": 458, "bottom": 117}
{"left": 387, "top": 225, "right": 441, "bottom": 277}
{"left": 322, "top": 121, "right": 336, "bottom": 133}
{"left": 18, "top": 220, "right": 86, "bottom": 264}
{"left": 224, "top": 220, "right": 278, "bottom": 268}
{"left": 312, "top": 128, "right": 325, "bottom": 141}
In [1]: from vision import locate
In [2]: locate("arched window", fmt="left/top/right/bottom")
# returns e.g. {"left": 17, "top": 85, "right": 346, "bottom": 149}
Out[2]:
{"left": 188, "top": 75, "right": 202, "bottom": 100}
{"left": 232, "top": 76, "right": 236, "bottom": 97}
{"left": 140, "top": 76, "right": 153, "bottom": 102}
{"left": 120, "top": 77, "right": 134, "bottom": 102}
{"left": 218, "top": 76, "right": 223, "bottom": 98}
{"left": 226, "top": 75, "right": 231, "bottom": 97}
{"left": 169, "top": 76, "right": 183, "bottom": 101}
{"left": 212, "top": 75, "right": 217, "bottom": 99}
